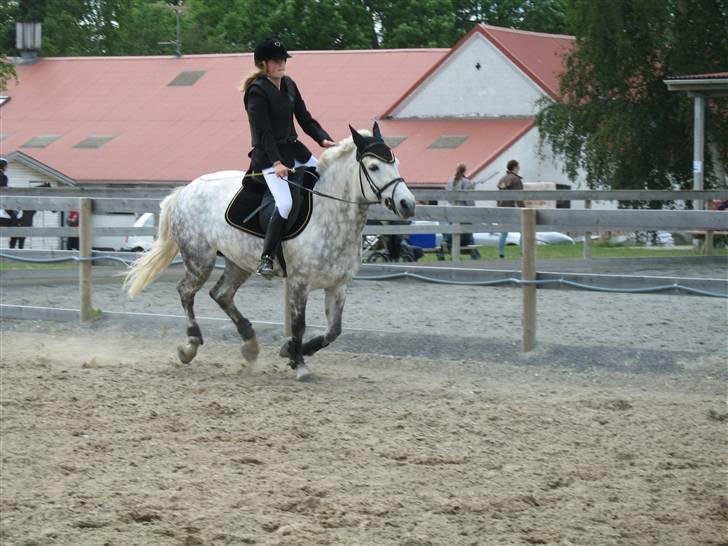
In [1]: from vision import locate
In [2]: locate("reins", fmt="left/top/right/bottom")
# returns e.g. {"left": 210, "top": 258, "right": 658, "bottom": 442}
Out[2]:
{"left": 243, "top": 152, "right": 404, "bottom": 213}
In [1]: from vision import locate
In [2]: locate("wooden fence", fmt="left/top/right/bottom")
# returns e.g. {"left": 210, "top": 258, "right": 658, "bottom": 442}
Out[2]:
{"left": 2, "top": 189, "right": 727, "bottom": 351}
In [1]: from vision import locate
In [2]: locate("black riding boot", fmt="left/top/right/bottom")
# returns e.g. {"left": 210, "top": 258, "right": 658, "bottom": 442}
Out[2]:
{"left": 256, "top": 209, "right": 286, "bottom": 278}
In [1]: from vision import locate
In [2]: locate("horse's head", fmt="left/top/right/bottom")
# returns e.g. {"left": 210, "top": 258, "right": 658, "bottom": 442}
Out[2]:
{"left": 349, "top": 123, "right": 416, "bottom": 219}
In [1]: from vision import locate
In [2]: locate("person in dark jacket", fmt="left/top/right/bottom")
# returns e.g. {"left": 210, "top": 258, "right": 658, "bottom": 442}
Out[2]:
{"left": 0, "top": 158, "right": 18, "bottom": 242}
{"left": 0, "top": 157, "right": 7, "bottom": 188}
{"left": 241, "top": 37, "right": 336, "bottom": 278}
{"left": 496, "top": 159, "right": 525, "bottom": 259}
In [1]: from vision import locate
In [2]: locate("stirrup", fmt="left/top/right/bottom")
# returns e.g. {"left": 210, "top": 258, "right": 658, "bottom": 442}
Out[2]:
{"left": 256, "top": 255, "right": 275, "bottom": 278}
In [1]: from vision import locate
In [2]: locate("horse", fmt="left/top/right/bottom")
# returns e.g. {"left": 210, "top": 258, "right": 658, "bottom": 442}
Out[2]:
{"left": 123, "top": 123, "right": 416, "bottom": 380}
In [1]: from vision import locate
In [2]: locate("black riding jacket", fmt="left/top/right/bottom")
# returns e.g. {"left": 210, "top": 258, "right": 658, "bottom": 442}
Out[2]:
{"left": 244, "top": 76, "right": 331, "bottom": 170}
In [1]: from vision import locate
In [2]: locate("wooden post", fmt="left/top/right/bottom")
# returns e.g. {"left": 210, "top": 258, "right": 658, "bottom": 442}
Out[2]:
{"left": 583, "top": 199, "right": 592, "bottom": 259}
{"left": 451, "top": 224, "right": 461, "bottom": 262}
{"left": 704, "top": 231, "right": 714, "bottom": 255}
{"left": 79, "top": 197, "right": 93, "bottom": 322}
{"left": 521, "top": 208, "right": 537, "bottom": 352}
{"left": 693, "top": 92, "right": 705, "bottom": 212}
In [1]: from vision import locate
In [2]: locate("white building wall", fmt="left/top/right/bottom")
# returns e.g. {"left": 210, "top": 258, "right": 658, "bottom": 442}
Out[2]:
{"left": 470, "top": 127, "right": 608, "bottom": 209}
{"left": 2, "top": 161, "right": 136, "bottom": 250}
{"left": 2, "top": 162, "right": 62, "bottom": 250}
{"left": 393, "top": 34, "right": 545, "bottom": 118}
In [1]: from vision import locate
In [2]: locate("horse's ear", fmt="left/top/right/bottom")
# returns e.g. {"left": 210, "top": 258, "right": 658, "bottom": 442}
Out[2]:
{"left": 349, "top": 124, "right": 366, "bottom": 149}
{"left": 372, "top": 121, "right": 383, "bottom": 141}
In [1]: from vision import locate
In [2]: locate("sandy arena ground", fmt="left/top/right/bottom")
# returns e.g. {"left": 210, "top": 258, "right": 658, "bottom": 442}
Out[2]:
{"left": 1, "top": 266, "right": 727, "bottom": 546}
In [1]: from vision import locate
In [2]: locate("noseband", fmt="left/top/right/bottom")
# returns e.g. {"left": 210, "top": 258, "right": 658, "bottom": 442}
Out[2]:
{"left": 356, "top": 142, "right": 406, "bottom": 213}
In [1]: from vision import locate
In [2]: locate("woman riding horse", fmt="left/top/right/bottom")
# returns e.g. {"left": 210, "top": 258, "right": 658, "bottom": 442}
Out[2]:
{"left": 242, "top": 37, "right": 336, "bottom": 278}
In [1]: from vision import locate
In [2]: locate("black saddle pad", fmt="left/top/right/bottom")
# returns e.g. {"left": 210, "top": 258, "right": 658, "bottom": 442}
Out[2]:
{"left": 225, "top": 169, "right": 317, "bottom": 239}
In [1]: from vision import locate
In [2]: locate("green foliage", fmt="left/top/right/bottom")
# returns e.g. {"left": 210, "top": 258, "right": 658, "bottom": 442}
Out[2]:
{"left": 454, "top": 0, "right": 568, "bottom": 34}
{"left": 537, "top": 0, "right": 728, "bottom": 195}
{"left": 0, "top": 0, "right": 18, "bottom": 90}
{"left": 0, "top": 57, "right": 17, "bottom": 91}
{"left": 1, "top": 0, "right": 572, "bottom": 57}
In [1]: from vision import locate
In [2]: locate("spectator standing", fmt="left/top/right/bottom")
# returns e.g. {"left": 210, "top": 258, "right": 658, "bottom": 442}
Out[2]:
{"left": 0, "top": 158, "right": 21, "bottom": 247}
{"left": 66, "top": 210, "right": 80, "bottom": 250}
{"left": 445, "top": 163, "right": 480, "bottom": 259}
{"left": 496, "top": 159, "right": 525, "bottom": 259}
{"left": 9, "top": 210, "right": 34, "bottom": 249}
{"left": 0, "top": 158, "right": 9, "bottom": 233}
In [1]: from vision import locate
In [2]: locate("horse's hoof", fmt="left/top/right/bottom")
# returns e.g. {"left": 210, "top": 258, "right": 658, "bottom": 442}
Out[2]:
{"left": 241, "top": 336, "right": 259, "bottom": 363}
{"left": 279, "top": 340, "right": 292, "bottom": 358}
{"left": 295, "top": 364, "right": 314, "bottom": 382}
{"left": 177, "top": 344, "right": 197, "bottom": 364}
{"left": 177, "top": 337, "right": 201, "bottom": 364}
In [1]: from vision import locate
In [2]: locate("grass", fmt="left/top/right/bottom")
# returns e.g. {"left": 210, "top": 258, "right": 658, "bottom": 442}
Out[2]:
{"left": 0, "top": 261, "right": 77, "bottom": 270}
{"left": 2, "top": 242, "right": 725, "bottom": 270}
{"left": 417, "top": 241, "right": 728, "bottom": 263}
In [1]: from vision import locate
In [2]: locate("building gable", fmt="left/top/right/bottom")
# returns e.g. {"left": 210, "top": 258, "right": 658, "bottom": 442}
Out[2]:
{"left": 387, "top": 32, "right": 547, "bottom": 119}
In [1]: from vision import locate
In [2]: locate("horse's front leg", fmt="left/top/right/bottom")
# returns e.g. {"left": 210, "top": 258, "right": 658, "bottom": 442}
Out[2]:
{"left": 301, "top": 284, "right": 346, "bottom": 356}
{"left": 284, "top": 280, "right": 311, "bottom": 381}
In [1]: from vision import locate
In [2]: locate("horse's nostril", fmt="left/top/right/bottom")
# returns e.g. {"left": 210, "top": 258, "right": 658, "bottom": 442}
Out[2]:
{"left": 399, "top": 199, "right": 410, "bottom": 210}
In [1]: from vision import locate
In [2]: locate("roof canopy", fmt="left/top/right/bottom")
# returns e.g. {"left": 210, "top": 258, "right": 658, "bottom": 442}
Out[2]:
{"left": 1, "top": 25, "right": 575, "bottom": 186}
{"left": 664, "top": 72, "right": 728, "bottom": 95}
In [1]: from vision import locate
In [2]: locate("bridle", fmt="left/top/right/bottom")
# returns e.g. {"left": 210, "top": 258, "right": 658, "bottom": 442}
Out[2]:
{"left": 356, "top": 141, "right": 406, "bottom": 213}
{"left": 269, "top": 141, "right": 406, "bottom": 212}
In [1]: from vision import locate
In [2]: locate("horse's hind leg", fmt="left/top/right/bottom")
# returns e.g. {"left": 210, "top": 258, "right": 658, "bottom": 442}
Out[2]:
{"left": 209, "top": 258, "right": 259, "bottom": 365}
{"left": 177, "top": 250, "right": 216, "bottom": 364}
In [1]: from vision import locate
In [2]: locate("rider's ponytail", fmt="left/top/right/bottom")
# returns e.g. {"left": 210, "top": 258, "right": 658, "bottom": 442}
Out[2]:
{"left": 240, "top": 63, "right": 267, "bottom": 93}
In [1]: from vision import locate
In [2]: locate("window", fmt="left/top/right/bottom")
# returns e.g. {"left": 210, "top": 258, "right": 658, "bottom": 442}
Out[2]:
{"left": 168, "top": 71, "right": 206, "bottom": 86}
{"left": 428, "top": 135, "right": 468, "bottom": 149}
{"left": 73, "top": 136, "right": 115, "bottom": 149}
{"left": 383, "top": 136, "right": 407, "bottom": 148}
{"left": 21, "top": 135, "right": 61, "bottom": 148}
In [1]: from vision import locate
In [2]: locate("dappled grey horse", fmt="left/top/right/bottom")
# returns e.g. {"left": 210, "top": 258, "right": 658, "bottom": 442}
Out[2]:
{"left": 124, "top": 124, "right": 416, "bottom": 380}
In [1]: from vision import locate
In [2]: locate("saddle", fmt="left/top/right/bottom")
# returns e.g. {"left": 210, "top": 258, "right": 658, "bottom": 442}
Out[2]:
{"left": 225, "top": 167, "right": 317, "bottom": 240}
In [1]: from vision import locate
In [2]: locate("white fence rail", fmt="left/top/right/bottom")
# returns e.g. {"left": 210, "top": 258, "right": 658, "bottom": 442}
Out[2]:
{"left": 2, "top": 190, "right": 727, "bottom": 353}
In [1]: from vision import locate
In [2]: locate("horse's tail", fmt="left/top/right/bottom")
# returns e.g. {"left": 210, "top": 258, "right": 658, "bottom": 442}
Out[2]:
{"left": 124, "top": 188, "right": 182, "bottom": 298}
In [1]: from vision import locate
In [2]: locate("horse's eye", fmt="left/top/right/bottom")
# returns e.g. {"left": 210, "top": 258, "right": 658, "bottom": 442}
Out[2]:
{"left": 369, "top": 164, "right": 379, "bottom": 171}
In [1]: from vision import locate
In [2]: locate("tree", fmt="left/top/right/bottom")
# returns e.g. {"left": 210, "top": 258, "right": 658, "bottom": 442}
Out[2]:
{"left": 0, "top": 59, "right": 17, "bottom": 92}
{"left": 453, "top": 0, "right": 568, "bottom": 35}
{"left": 1, "top": 1, "right": 19, "bottom": 90}
{"left": 536, "top": 0, "right": 728, "bottom": 197}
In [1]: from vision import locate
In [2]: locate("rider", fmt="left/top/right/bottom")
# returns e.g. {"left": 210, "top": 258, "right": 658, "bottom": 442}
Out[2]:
{"left": 242, "top": 37, "right": 336, "bottom": 278}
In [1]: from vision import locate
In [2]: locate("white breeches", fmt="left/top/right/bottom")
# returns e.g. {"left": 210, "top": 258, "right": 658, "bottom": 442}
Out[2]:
{"left": 262, "top": 155, "right": 318, "bottom": 219}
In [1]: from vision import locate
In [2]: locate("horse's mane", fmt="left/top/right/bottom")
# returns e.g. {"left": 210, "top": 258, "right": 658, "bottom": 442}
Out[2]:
{"left": 317, "top": 130, "right": 372, "bottom": 174}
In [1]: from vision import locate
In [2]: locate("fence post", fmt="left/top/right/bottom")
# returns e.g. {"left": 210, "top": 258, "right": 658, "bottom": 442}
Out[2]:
{"left": 451, "top": 223, "right": 461, "bottom": 262}
{"left": 704, "top": 231, "right": 714, "bottom": 255}
{"left": 521, "top": 208, "right": 537, "bottom": 352}
{"left": 583, "top": 199, "right": 592, "bottom": 259}
{"left": 153, "top": 212, "right": 160, "bottom": 241}
{"left": 79, "top": 197, "right": 93, "bottom": 322}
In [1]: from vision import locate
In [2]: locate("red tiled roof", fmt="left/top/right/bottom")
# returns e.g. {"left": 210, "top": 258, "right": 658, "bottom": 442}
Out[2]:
{"left": 0, "top": 25, "right": 572, "bottom": 186}
{"left": 379, "top": 118, "right": 534, "bottom": 184}
{"left": 1, "top": 50, "right": 447, "bottom": 184}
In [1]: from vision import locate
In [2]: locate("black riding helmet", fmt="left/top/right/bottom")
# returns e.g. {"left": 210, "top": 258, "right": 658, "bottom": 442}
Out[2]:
{"left": 254, "top": 37, "right": 291, "bottom": 64}
{"left": 0, "top": 157, "right": 7, "bottom": 168}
